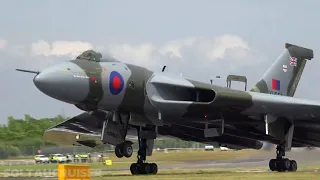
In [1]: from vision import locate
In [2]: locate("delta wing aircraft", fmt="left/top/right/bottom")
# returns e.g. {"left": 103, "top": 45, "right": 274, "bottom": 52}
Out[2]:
{"left": 17, "top": 43, "right": 318, "bottom": 175}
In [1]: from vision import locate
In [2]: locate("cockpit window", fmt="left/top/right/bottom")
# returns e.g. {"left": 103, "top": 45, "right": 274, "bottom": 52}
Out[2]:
{"left": 76, "top": 50, "right": 101, "bottom": 62}
{"left": 85, "top": 52, "right": 92, "bottom": 57}
{"left": 75, "top": 50, "right": 120, "bottom": 62}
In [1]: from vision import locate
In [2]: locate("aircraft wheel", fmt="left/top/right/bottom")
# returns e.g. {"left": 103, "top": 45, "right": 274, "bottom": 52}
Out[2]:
{"left": 149, "top": 163, "right": 158, "bottom": 174}
{"left": 274, "top": 160, "right": 282, "bottom": 172}
{"left": 288, "top": 160, "right": 297, "bottom": 172}
{"left": 269, "top": 159, "right": 276, "bottom": 171}
{"left": 115, "top": 144, "right": 124, "bottom": 158}
{"left": 275, "top": 159, "right": 290, "bottom": 172}
{"left": 122, "top": 141, "right": 133, "bottom": 158}
{"left": 138, "top": 163, "right": 150, "bottom": 174}
{"left": 130, "top": 163, "right": 139, "bottom": 175}
{"left": 283, "top": 158, "right": 291, "bottom": 171}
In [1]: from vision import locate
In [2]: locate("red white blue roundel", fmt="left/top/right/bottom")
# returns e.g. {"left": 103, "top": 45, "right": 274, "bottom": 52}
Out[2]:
{"left": 109, "top": 71, "right": 124, "bottom": 95}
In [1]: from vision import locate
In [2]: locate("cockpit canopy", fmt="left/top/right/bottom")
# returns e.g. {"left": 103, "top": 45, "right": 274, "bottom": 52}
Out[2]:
{"left": 76, "top": 50, "right": 101, "bottom": 62}
{"left": 75, "top": 50, "right": 119, "bottom": 62}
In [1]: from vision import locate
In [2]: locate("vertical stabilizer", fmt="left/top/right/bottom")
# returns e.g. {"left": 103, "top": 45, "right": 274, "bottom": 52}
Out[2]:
{"left": 251, "top": 43, "right": 314, "bottom": 97}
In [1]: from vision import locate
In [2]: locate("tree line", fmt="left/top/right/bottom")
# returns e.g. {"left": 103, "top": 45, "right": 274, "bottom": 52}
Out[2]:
{"left": 0, "top": 114, "right": 65, "bottom": 159}
{"left": 0, "top": 114, "right": 203, "bottom": 159}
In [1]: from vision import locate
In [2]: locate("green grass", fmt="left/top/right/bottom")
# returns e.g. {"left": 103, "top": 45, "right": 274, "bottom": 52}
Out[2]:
{"left": 29, "top": 167, "right": 320, "bottom": 180}
{"left": 0, "top": 149, "right": 260, "bottom": 162}
{"left": 105, "top": 149, "right": 261, "bottom": 162}
{"left": 95, "top": 172, "right": 320, "bottom": 180}
{"left": 0, "top": 161, "right": 181, "bottom": 172}
{"left": 0, "top": 149, "right": 260, "bottom": 172}
{"left": 1, "top": 149, "right": 320, "bottom": 179}
{"left": 94, "top": 167, "right": 320, "bottom": 180}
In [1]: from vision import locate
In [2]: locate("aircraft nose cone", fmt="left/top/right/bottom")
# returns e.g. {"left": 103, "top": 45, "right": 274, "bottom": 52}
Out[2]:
{"left": 33, "top": 73, "right": 60, "bottom": 95}
{"left": 33, "top": 72, "right": 55, "bottom": 89}
{"left": 33, "top": 63, "right": 89, "bottom": 104}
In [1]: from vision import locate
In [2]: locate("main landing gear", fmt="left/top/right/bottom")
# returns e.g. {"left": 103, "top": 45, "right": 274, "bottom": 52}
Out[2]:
{"left": 130, "top": 138, "right": 158, "bottom": 175}
{"left": 269, "top": 144, "right": 297, "bottom": 172}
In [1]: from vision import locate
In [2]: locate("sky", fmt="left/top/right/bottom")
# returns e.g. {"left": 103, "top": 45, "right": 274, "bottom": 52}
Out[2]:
{"left": 0, "top": 0, "right": 320, "bottom": 124}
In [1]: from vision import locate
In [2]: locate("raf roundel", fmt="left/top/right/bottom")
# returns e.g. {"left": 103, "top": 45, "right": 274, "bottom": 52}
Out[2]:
{"left": 109, "top": 71, "right": 124, "bottom": 95}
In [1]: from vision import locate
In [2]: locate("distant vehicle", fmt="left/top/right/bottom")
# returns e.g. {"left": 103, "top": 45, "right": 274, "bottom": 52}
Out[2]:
{"left": 34, "top": 155, "right": 49, "bottom": 163}
{"left": 204, "top": 145, "right": 214, "bottom": 151}
{"left": 49, "top": 153, "right": 66, "bottom": 163}
{"left": 65, "top": 154, "right": 73, "bottom": 163}
{"left": 220, "top": 147, "right": 229, "bottom": 151}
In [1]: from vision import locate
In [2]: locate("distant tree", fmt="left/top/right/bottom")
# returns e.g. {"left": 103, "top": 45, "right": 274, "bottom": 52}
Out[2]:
{"left": 0, "top": 114, "right": 68, "bottom": 158}
{"left": 0, "top": 114, "right": 205, "bottom": 159}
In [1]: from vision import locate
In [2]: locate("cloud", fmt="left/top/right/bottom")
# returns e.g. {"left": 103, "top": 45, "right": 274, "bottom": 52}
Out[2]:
{"left": 106, "top": 35, "right": 252, "bottom": 62}
{"left": 31, "top": 40, "right": 94, "bottom": 57}
{"left": 106, "top": 43, "right": 157, "bottom": 65}
{"left": 157, "top": 35, "right": 251, "bottom": 61}
{"left": 0, "top": 39, "right": 8, "bottom": 49}
{"left": 28, "top": 34, "right": 262, "bottom": 74}
{"left": 105, "top": 34, "right": 259, "bottom": 72}
{"left": 207, "top": 34, "right": 251, "bottom": 59}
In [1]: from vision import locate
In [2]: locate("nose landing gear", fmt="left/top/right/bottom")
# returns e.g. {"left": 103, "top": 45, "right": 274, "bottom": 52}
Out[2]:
{"left": 115, "top": 141, "right": 133, "bottom": 158}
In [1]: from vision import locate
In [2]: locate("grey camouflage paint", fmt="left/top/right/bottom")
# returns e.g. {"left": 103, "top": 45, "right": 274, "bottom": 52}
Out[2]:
{"left": 34, "top": 43, "right": 314, "bottom": 119}
{"left": 250, "top": 43, "right": 313, "bottom": 97}
{"left": 33, "top": 43, "right": 317, "bottom": 146}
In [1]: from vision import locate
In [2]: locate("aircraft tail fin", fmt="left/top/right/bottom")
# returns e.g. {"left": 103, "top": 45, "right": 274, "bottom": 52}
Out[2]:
{"left": 250, "top": 43, "right": 314, "bottom": 97}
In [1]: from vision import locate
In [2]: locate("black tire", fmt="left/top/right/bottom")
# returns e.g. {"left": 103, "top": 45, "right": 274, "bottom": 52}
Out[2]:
{"left": 276, "top": 160, "right": 285, "bottom": 172}
{"left": 149, "top": 163, "right": 158, "bottom": 174}
{"left": 289, "top": 160, "right": 297, "bottom": 172}
{"left": 130, "top": 163, "right": 139, "bottom": 175}
{"left": 122, "top": 141, "right": 133, "bottom": 158}
{"left": 269, "top": 159, "right": 276, "bottom": 171}
{"left": 139, "top": 163, "right": 150, "bottom": 174}
{"left": 115, "top": 144, "right": 124, "bottom": 158}
{"left": 283, "top": 159, "right": 291, "bottom": 171}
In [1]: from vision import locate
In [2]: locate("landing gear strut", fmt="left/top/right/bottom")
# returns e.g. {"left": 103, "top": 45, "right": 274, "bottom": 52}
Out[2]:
{"left": 269, "top": 144, "right": 297, "bottom": 172}
{"left": 115, "top": 141, "right": 133, "bottom": 158}
{"left": 130, "top": 129, "right": 158, "bottom": 175}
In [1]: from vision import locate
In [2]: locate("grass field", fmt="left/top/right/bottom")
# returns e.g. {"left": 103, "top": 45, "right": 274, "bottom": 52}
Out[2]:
{"left": 105, "top": 149, "right": 260, "bottom": 162}
{"left": 1, "top": 149, "right": 320, "bottom": 179}
{"left": 95, "top": 172, "right": 320, "bottom": 180}
{"left": 0, "top": 149, "right": 260, "bottom": 171}
{"left": 30, "top": 168, "right": 320, "bottom": 180}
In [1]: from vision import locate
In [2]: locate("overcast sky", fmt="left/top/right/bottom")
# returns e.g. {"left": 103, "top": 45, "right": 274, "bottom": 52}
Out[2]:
{"left": 0, "top": 0, "right": 319, "bottom": 124}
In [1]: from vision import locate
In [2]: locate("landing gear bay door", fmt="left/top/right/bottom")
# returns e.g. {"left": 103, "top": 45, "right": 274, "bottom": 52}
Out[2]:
{"left": 101, "top": 112, "right": 129, "bottom": 145}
